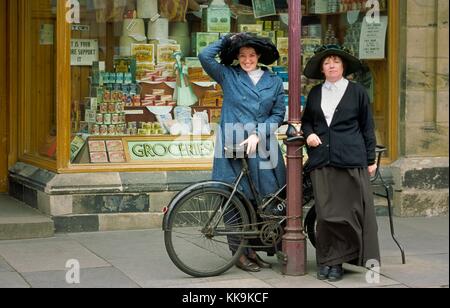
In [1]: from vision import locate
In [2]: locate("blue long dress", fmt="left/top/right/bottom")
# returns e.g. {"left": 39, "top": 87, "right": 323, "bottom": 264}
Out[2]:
{"left": 198, "top": 37, "right": 286, "bottom": 202}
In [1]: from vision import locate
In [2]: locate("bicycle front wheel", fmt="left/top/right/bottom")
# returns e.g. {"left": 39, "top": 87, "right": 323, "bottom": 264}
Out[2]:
{"left": 164, "top": 186, "right": 250, "bottom": 277}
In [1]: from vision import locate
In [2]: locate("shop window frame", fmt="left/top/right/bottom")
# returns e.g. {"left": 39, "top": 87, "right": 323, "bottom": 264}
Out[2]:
{"left": 13, "top": 0, "right": 58, "bottom": 172}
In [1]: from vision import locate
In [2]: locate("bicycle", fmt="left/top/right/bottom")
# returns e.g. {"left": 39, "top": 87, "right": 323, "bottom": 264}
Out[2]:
{"left": 162, "top": 131, "right": 316, "bottom": 277}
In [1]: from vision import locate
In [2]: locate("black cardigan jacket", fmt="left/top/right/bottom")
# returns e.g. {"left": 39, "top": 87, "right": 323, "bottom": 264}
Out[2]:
{"left": 302, "top": 81, "right": 376, "bottom": 172}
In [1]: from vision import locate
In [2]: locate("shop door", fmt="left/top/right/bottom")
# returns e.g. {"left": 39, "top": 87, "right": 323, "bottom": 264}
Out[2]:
{"left": 0, "top": 0, "right": 7, "bottom": 192}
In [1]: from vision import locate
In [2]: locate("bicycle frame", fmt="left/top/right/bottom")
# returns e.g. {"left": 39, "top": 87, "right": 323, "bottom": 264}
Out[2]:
{"left": 199, "top": 157, "right": 291, "bottom": 246}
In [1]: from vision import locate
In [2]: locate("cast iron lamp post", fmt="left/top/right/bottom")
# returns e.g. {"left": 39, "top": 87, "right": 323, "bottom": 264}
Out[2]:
{"left": 282, "top": 0, "right": 306, "bottom": 276}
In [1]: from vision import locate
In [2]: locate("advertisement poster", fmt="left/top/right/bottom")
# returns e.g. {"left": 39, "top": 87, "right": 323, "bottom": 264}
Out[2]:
{"left": 39, "top": 24, "right": 54, "bottom": 45}
{"left": 359, "top": 16, "right": 388, "bottom": 59}
{"left": 71, "top": 39, "right": 99, "bottom": 66}
{"left": 252, "top": 0, "right": 276, "bottom": 18}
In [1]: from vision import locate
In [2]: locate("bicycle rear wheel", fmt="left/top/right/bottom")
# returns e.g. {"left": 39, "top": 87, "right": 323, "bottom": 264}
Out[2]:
{"left": 164, "top": 187, "right": 250, "bottom": 277}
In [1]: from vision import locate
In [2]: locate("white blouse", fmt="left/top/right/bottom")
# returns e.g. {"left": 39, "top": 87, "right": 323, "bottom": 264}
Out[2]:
{"left": 247, "top": 68, "right": 264, "bottom": 86}
{"left": 321, "top": 78, "right": 349, "bottom": 126}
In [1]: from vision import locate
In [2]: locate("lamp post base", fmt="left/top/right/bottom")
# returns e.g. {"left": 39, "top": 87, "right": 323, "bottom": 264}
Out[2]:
{"left": 282, "top": 227, "right": 307, "bottom": 275}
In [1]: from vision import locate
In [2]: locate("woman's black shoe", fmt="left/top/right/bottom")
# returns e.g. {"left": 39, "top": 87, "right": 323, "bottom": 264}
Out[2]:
{"left": 235, "top": 258, "right": 261, "bottom": 272}
{"left": 328, "top": 264, "right": 344, "bottom": 282}
{"left": 317, "top": 266, "right": 330, "bottom": 280}
{"left": 248, "top": 254, "right": 272, "bottom": 269}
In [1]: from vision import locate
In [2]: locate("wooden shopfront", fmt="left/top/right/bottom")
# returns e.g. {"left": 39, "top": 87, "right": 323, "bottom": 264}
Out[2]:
{"left": 6, "top": 0, "right": 399, "bottom": 189}
{"left": 1, "top": 0, "right": 8, "bottom": 192}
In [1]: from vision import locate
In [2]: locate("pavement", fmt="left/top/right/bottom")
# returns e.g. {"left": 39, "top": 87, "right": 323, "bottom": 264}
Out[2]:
{"left": 0, "top": 213, "right": 448, "bottom": 289}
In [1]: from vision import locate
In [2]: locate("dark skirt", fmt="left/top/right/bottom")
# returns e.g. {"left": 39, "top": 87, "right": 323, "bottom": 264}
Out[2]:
{"left": 311, "top": 167, "right": 380, "bottom": 267}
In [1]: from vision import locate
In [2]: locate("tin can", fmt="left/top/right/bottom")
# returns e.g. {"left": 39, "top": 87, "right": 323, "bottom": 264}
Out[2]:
{"left": 103, "top": 113, "right": 112, "bottom": 125}
{"left": 119, "top": 113, "right": 126, "bottom": 124}
{"left": 111, "top": 113, "right": 120, "bottom": 125}
{"left": 96, "top": 113, "right": 104, "bottom": 124}
{"left": 91, "top": 124, "right": 100, "bottom": 135}
{"left": 108, "top": 102, "right": 116, "bottom": 113}
{"left": 99, "top": 124, "right": 108, "bottom": 136}
{"left": 99, "top": 103, "right": 108, "bottom": 114}
{"left": 107, "top": 125, "right": 116, "bottom": 135}
{"left": 103, "top": 90, "right": 111, "bottom": 102}
{"left": 111, "top": 91, "right": 118, "bottom": 101}
{"left": 116, "top": 124, "right": 126, "bottom": 135}
{"left": 116, "top": 102, "right": 124, "bottom": 113}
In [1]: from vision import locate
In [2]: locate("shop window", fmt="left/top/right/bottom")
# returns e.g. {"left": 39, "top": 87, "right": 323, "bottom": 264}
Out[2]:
{"left": 67, "top": 0, "right": 392, "bottom": 167}
{"left": 301, "top": 0, "right": 390, "bottom": 150}
{"left": 69, "top": 0, "right": 219, "bottom": 167}
{"left": 18, "top": 0, "right": 57, "bottom": 164}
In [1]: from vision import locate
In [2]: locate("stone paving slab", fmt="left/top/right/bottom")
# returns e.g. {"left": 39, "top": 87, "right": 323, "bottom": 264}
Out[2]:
{"left": 0, "top": 272, "right": 30, "bottom": 288}
{"left": 0, "top": 237, "right": 110, "bottom": 273}
{"left": 380, "top": 254, "right": 449, "bottom": 288}
{"left": 0, "top": 256, "right": 13, "bottom": 272}
{"left": 264, "top": 274, "right": 336, "bottom": 288}
{"left": 323, "top": 264, "right": 400, "bottom": 288}
{"left": 22, "top": 267, "right": 140, "bottom": 288}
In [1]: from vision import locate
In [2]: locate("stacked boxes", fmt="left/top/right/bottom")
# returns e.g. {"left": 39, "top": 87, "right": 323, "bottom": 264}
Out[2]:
{"left": 200, "top": 89, "right": 223, "bottom": 107}
{"left": 277, "top": 37, "right": 289, "bottom": 66}
{"left": 202, "top": 5, "right": 231, "bottom": 33}
{"left": 192, "top": 32, "right": 220, "bottom": 56}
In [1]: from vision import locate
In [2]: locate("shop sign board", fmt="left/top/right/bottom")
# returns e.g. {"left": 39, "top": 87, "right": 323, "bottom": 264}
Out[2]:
{"left": 359, "top": 16, "right": 388, "bottom": 59}
{"left": 126, "top": 139, "right": 215, "bottom": 161}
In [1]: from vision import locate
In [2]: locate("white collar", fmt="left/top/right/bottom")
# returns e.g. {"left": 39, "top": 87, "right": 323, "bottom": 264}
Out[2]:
{"left": 247, "top": 68, "right": 263, "bottom": 76}
{"left": 323, "top": 78, "right": 348, "bottom": 91}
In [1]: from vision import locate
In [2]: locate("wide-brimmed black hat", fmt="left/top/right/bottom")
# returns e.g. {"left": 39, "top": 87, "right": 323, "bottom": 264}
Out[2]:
{"left": 219, "top": 33, "right": 280, "bottom": 66}
{"left": 304, "top": 44, "right": 362, "bottom": 80}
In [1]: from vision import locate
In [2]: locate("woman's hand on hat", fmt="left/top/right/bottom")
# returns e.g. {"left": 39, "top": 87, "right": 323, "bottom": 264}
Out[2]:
{"left": 306, "top": 134, "right": 322, "bottom": 148}
{"left": 230, "top": 33, "right": 247, "bottom": 42}
{"left": 240, "top": 134, "right": 260, "bottom": 155}
{"left": 230, "top": 34, "right": 240, "bottom": 42}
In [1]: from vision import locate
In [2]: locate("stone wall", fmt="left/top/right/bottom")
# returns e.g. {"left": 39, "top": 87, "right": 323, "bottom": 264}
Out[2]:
{"left": 394, "top": 0, "right": 449, "bottom": 217}
{"left": 403, "top": 0, "right": 449, "bottom": 155}
{"left": 9, "top": 162, "right": 211, "bottom": 232}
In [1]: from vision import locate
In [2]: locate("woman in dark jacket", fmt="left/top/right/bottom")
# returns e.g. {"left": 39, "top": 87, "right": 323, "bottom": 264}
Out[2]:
{"left": 302, "top": 45, "right": 380, "bottom": 282}
{"left": 199, "top": 33, "right": 286, "bottom": 272}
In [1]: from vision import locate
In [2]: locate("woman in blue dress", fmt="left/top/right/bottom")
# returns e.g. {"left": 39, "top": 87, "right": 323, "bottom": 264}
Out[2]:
{"left": 199, "top": 33, "right": 286, "bottom": 272}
